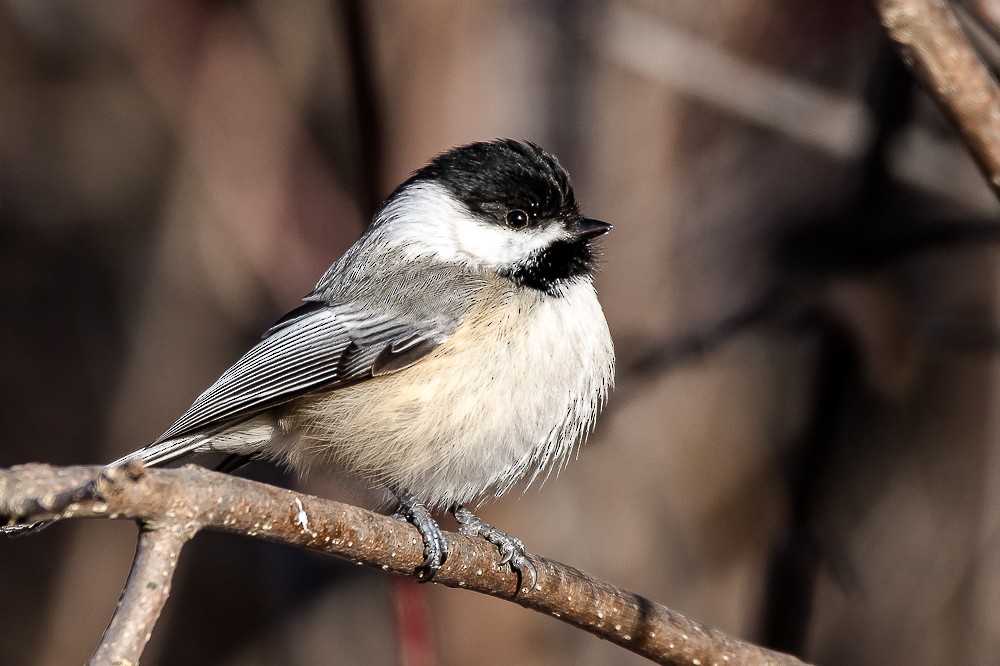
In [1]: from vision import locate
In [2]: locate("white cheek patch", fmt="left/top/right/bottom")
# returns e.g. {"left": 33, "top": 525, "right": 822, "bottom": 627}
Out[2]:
{"left": 376, "top": 182, "right": 566, "bottom": 271}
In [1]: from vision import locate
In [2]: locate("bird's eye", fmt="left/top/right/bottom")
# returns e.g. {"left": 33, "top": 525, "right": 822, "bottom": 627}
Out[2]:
{"left": 506, "top": 209, "right": 529, "bottom": 229}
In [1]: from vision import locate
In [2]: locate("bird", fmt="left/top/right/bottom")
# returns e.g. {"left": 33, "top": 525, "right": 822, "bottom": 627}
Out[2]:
{"left": 112, "top": 139, "right": 615, "bottom": 585}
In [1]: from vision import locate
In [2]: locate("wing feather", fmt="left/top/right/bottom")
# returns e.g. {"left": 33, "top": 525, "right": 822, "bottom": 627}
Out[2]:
{"left": 154, "top": 304, "right": 449, "bottom": 443}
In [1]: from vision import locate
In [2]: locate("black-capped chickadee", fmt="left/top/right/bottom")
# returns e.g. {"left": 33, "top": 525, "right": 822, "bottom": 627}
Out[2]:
{"left": 111, "top": 139, "right": 615, "bottom": 584}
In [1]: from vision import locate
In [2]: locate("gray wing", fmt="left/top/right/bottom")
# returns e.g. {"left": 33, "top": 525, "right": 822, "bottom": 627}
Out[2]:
{"left": 154, "top": 301, "right": 452, "bottom": 444}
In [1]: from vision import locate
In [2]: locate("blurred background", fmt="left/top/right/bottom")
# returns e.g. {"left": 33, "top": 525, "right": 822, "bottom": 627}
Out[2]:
{"left": 3, "top": 0, "right": 1000, "bottom": 664}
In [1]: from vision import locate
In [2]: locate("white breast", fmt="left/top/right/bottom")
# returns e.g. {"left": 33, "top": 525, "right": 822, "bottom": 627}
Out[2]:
{"left": 280, "top": 279, "right": 614, "bottom": 508}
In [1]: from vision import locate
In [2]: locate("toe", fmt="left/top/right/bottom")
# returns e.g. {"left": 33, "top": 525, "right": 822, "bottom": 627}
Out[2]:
{"left": 511, "top": 554, "right": 538, "bottom": 592}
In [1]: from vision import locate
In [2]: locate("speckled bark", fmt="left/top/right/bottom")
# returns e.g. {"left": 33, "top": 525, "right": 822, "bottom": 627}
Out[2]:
{"left": 871, "top": 0, "right": 1000, "bottom": 194}
{"left": 89, "top": 526, "right": 191, "bottom": 666}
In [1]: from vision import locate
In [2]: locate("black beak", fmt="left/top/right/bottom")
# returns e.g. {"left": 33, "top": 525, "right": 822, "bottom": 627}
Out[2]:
{"left": 574, "top": 217, "right": 612, "bottom": 240}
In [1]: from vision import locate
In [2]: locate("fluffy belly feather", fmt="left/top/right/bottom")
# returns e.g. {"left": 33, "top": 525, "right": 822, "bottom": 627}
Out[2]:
{"left": 274, "top": 280, "right": 613, "bottom": 507}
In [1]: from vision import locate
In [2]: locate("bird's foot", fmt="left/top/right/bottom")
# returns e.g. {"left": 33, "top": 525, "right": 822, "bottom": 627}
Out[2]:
{"left": 391, "top": 487, "right": 448, "bottom": 580}
{"left": 453, "top": 505, "right": 537, "bottom": 593}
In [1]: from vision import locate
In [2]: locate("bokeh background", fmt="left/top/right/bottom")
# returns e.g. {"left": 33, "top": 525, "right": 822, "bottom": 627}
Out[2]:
{"left": 3, "top": 1, "right": 1000, "bottom": 664}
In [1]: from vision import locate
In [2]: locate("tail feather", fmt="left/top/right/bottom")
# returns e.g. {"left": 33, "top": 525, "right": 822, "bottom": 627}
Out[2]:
{"left": 108, "top": 435, "right": 205, "bottom": 469}
{"left": 110, "top": 418, "right": 276, "bottom": 471}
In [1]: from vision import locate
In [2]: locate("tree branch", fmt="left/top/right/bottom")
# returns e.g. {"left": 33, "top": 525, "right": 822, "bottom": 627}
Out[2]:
{"left": 91, "top": 525, "right": 191, "bottom": 665}
{"left": 0, "top": 463, "right": 807, "bottom": 666}
{"left": 870, "top": 0, "right": 1000, "bottom": 196}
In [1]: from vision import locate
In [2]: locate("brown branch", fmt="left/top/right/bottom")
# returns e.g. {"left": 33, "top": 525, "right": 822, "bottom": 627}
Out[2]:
{"left": 1, "top": 463, "right": 807, "bottom": 666}
{"left": 870, "top": 0, "right": 1000, "bottom": 196}
{"left": 91, "top": 526, "right": 191, "bottom": 665}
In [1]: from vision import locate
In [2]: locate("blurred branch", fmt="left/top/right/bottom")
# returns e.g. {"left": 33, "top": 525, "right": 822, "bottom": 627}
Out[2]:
{"left": 600, "top": 4, "right": 871, "bottom": 159}
{"left": 871, "top": 0, "right": 1000, "bottom": 197}
{"left": 627, "top": 294, "right": 780, "bottom": 379}
{"left": 953, "top": 2, "right": 1000, "bottom": 75}
{"left": 338, "top": 0, "right": 384, "bottom": 219}
{"left": 1, "top": 463, "right": 807, "bottom": 666}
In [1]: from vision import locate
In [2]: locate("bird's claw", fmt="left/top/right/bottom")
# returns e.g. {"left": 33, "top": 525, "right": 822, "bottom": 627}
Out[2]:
{"left": 391, "top": 487, "right": 448, "bottom": 580}
{"left": 415, "top": 520, "right": 449, "bottom": 579}
{"left": 391, "top": 491, "right": 538, "bottom": 589}
{"left": 453, "top": 505, "right": 537, "bottom": 593}
{"left": 495, "top": 534, "right": 524, "bottom": 566}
